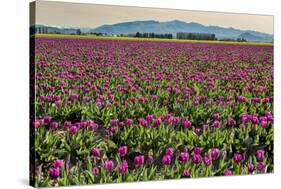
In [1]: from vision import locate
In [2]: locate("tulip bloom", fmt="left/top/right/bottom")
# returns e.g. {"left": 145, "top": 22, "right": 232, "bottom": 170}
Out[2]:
{"left": 91, "top": 148, "right": 100, "bottom": 157}
{"left": 178, "top": 152, "right": 189, "bottom": 162}
{"left": 119, "top": 160, "right": 128, "bottom": 174}
{"left": 43, "top": 116, "right": 52, "bottom": 124}
{"left": 165, "top": 147, "right": 174, "bottom": 156}
{"left": 53, "top": 159, "right": 63, "bottom": 168}
{"left": 134, "top": 155, "right": 145, "bottom": 166}
{"left": 118, "top": 146, "right": 128, "bottom": 156}
{"left": 161, "top": 154, "right": 172, "bottom": 165}
{"left": 69, "top": 125, "right": 77, "bottom": 134}
{"left": 213, "top": 121, "right": 220, "bottom": 128}
{"left": 224, "top": 170, "right": 232, "bottom": 176}
{"left": 255, "top": 149, "right": 265, "bottom": 161}
{"left": 92, "top": 167, "right": 99, "bottom": 175}
{"left": 203, "top": 155, "right": 211, "bottom": 166}
{"left": 50, "top": 122, "right": 58, "bottom": 129}
{"left": 111, "top": 119, "right": 118, "bottom": 126}
{"left": 256, "top": 162, "right": 264, "bottom": 172}
{"left": 248, "top": 163, "right": 254, "bottom": 173}
{"left": 182, "top": 169, "right": 190, "bottom": 177}
{"left": 126, "top": 118, "right": 133, "bottom": 126}
{"left": 214, "top": 113, "right": 220, "bottom": 120}
{"left": 183, "top": 120, "right": 192, "bottom": 128}
{"left": 211, "top": 148, "right": 220, "bottom": 160}
{"left": 139, "top": 118, "right": 148, "bottom": 127}
{"left": 49, "top": 167, "right": 60, "bottom": 178}
{"left": 103, "top": 160, "right": 114, "bottom": 171}
{"left": 192, "top": 154, "right": 202, "bottom": 164}
{"left": 193, "top": 147, "right": 202, "bottom": 155}
{"left": 233, "top": 152, "right": 243, "bottom": 163}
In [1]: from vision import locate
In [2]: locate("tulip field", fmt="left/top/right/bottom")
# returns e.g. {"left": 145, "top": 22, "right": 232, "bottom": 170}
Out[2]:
{"left": 31, "top": 36, "right": 273, "bottom": 187}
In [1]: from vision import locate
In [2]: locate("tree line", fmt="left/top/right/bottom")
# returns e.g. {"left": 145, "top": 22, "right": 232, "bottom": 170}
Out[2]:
{"left": 176, "top": 32, "right": 216, "bottom": 40}
{"left": 31, "top": 27, "right": 247, "bottom": 42}
{"left": 134, "top": 32, "right": 173, "bottom": 39}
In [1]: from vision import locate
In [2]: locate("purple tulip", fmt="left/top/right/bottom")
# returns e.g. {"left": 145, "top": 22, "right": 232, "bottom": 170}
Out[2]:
{"left": 67, "top": 101, "right": 72, "bottom": 106}
{"left": 233, "top": 152, "right": 243, "bottom": 163}
{"left": 50, "top": 122, "right": 58, "bottom": 129}
{"left": 140, "top": 118, "right": 148, "bottom": 127}
{"left": 153, "top": 118, "right": 162, "bottom": 126}
{"left": 224, "top": 170, "right": 232, "bottom": 176}
{"left": 241, "top": 115, "right": 248, "bottom": 123}
{"left": 118, "top": 146, "right": 128, "bottom": 156}
{"left": 33, "top": 119, "right": 41, "bottom": 128}
{"left": 203, "top": 155, "right": 211, "bottom": 166}
{"left": 111, "top": 119, "right": 118, "bottom": 126}
{"left": 248, "top": 163, "right": 254, "bottom": 173}
{"left": 119, "top": 160, "right": 128, "bottom": 174}
{"left": 134, "top": 155, "right": 145, "bottom": 166}
{"left": 256, "top": 162, "right": 264, "bottom": 172}
{"left": 193, "top": 147, "right": 202, "bottom": 155}
{"left": 69, "top": 125, "right": 77, "bottom": 134}
{"left": 265, "top": 111, "right": 271, "bottom": 117}
{"left": 192, "top": 154, "right": 202, "bottom": 164}
{"left": 110, "top": 126, "right": 117, "bottom": 133}
{"left": 43, "top": 116, "right": 52, "bottom": 124}
{"left": 49, "top": 167, "right": 60, "bottom": 178}
{"left": 227, "top": 117, "right": 235, "bottom": 125}
{"left": 118, "top": 121, "right": 125, "bottom": 128}
{"left": 211, "top": 148, "right": 220, "bottom": 160}
{"left": 178, "top": 151, "right": 189, "bottom": 162}
{"left": 214, "top": 113, "right": 220, "bottom": 120}
{"left": 260, "top": 120, "right": 267, "bottom": 128}
{"left": 64, "top": 121, "right": 71, "bottom": 128}
{"left": 91, "top": 148, "right": 100, "bottom": 157}
{"left": 183, "top": 120, "right": 192, "bottom": 128}
{"left": 53, "top": 159, "right": 63, "bottom": 168}
{"left": 255, "top": 149, "right": 265, "bottom": 161}
{"left": 165, "top": 147, "right": 174, "bottom": 156}
{"left": 213, "top": 120, "right": 220, "bottom": 128}
{"left": 92, "top": 167, "right": 99, "bottom": 175}
{"left": 146, "top": 114, "right": 154, "bottom": 122}
{"left": 173, "top": 117, "right": 180, "bottom": 124}
{"left": 69, "top": 93, "right": 79, "bottom": 100}
{"left": 103, "top": 159, "right": 114, "bottom": 171}
{"left": 267, "top": 115, "right": 273, "bottom": 122}
{"left": 182, "top": 169, "right": 190, "bottom": 177}
{"left": 126, "top": 118, "right": 133, "bottom": 126}
{"left": 161, "top": 154, "right": 172, "bottom": 165}
{"left": 252, "top": 115, "right": 259, "bottom": 124}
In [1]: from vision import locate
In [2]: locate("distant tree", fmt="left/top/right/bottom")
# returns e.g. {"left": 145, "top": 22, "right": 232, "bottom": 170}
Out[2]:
{"left": 237, "top": 38, "right": 247, "bottom": 42}
{"left": 135, "top": 32, "right": 141, "bottom": 38}
{"left": 149, "top": 33, "right": 155, "bottom": 38}
{"left": 76, "top": 29, "right": 81, "bottom": 35}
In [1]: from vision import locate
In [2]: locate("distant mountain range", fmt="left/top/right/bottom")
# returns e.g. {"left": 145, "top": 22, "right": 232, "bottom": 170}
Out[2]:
{"left": 32, "top": 20, "right": 273, "bottom": 42}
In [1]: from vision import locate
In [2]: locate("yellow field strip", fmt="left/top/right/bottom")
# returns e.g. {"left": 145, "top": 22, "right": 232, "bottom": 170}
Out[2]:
{"left": 32, "top": 33, "right": 273, "bottom": 46}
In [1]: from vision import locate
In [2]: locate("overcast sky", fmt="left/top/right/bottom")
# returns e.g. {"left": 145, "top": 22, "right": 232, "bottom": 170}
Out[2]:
{"left": 34, "top": 1, "right": 274, "bottom": 34}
